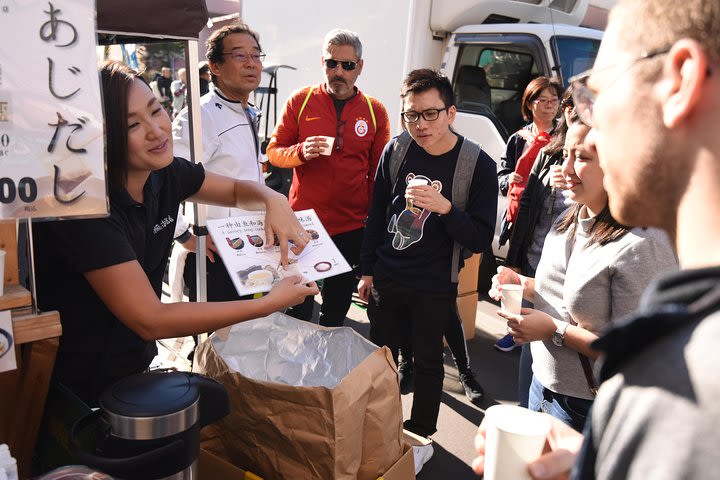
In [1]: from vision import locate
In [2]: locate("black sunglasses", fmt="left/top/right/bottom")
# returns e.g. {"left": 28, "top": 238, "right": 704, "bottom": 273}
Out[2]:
{"left": 324, "top": 58, "right": 357, "bottom": 71}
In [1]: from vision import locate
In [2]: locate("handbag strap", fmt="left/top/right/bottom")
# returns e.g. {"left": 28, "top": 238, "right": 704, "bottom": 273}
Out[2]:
{"left": 561, "top": 221, "right": 599, "bottom": 397}
{"left": 566, "top": 312, "right": 599, "bottom": 396}
{"left": 577, "top": 352, "right": 599, "bottom": 396}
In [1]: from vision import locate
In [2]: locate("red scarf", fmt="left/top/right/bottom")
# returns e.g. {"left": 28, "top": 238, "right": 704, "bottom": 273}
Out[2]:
{"left": 506, "top": 130, "right": 551, "bottom": 224}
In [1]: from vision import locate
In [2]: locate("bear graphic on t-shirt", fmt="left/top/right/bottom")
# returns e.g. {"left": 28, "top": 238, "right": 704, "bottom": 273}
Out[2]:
{"left": 388, "top": 173, "right": 442, "bottom": 250}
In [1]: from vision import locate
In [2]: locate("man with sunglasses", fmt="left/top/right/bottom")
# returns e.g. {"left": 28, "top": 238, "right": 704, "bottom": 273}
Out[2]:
{"left": 267, "top": 29, "right": 390, "bottom": 327}
{"left": 472, "top": 0, "right": 720, "bottom": 478}
{"left": 170, "top": 22, "right": 267, "bottom": 304}
{"left": 359, "top": 69, "right": 497, "bottom": 471}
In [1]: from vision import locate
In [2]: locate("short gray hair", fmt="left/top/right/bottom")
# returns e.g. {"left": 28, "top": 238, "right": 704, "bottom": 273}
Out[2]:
{"left": 323, "top": 29, "right": 362, "bottom": 59}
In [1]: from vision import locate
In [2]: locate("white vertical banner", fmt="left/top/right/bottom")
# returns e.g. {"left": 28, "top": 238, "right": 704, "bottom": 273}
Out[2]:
{"left": 0, "top": 0, "right": 107, "bottom": 220}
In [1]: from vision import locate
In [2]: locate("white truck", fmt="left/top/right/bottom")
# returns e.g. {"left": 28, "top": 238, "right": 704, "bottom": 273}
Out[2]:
{"left": 244, "top": 0, "right": 612, "bottom": 260}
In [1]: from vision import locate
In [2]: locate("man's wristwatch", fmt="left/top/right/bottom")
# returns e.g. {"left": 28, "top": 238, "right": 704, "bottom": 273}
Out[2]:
{"left": 552, "top": 322, "right": 570, "bottom": 347}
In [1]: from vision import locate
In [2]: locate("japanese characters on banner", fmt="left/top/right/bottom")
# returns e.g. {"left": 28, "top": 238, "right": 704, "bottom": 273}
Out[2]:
{"left": 0, "top": 0, "right": 108, "bottom": 220}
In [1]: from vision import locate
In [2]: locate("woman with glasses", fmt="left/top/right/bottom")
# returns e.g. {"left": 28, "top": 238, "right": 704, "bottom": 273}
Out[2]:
{"left": 494, "top": 76, "right": 562, "bottom": 354}
{"left": 505, "top": 83, "right": 580, "bottom": 278}
{"left": 32, "top": 61, "right": 319, "bottom": 406}
{"left": 489, "top": 113, "right": 676, "bottom": 431}
{"left": 497, "top": 76, "right": 563, "bottom": 245}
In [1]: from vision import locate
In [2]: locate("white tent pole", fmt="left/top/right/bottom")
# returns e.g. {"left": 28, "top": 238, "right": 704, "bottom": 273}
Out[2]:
{"left": 184, "top": 41, "right": 209, "bottom": 338}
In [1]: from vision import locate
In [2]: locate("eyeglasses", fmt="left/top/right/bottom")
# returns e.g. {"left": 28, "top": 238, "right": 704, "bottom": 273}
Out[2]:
{"left": 324, "top": 59, "right": 358, "bottom": 71}
{"left": 335, "top": 120, "right": 345, "bottom": 151}
{"left": 400, "top": 107, "right": 449, "bottom": 123}
{"left": 532, "top": 97, "right": 559, "bottom": 106}
{"left": 222, "top": 51, "right": 266, "bottom": 64}
{"left": 570, "top": 47, "right": 671, "bottom": 127}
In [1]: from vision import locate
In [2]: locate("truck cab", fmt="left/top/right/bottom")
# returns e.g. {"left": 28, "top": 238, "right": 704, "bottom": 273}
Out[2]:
{"left": 440, "top": 24, "right": 603, "bottom": 258}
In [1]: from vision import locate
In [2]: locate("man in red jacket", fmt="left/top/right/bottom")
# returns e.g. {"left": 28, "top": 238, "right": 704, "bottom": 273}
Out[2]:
{"left": 267, "top": 29, "right": 390, "bottom": 327}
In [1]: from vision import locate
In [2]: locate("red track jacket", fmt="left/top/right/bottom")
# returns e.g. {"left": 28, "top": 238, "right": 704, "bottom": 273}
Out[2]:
{"left": 267, "top": 83, "right": 390, "bottom": 236}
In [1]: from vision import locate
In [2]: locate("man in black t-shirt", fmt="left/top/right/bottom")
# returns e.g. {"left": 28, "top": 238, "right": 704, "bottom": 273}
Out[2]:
{"left": 358, "top": 69, "right": 497, "bottom": 468}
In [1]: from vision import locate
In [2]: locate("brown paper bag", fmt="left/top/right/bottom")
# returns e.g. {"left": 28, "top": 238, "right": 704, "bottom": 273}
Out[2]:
{"left": 193, "top": 314, "right": 404, "bottom": 480}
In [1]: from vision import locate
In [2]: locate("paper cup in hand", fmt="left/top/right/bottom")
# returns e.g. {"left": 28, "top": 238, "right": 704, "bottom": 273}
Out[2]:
{"left": 0, "top": 250, "right": 5, "bottom": 296}
{"left": 315, "top": 136, "right": 334, "bottom": 156}
{"left": 500, "top": 284, "right": 524, "bottom": 315}
{"left": 483, "top": 404, "right": 551, "bottom": 480}
{"left": 406, "top": 178, "right": 427, "bottom": 208}
{"left": 550, "top": 164, "right": 564, "bottom": 189}
{"left": 407, "top": 178, "right": 428, "bottom": 189}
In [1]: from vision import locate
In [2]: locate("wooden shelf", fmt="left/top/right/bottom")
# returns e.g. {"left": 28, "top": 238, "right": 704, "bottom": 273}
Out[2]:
{"left": 11, "top": 310, "right": 61, "bottom": 345}
{"left": 0, "top": 283, "right": 32, "bottom": 311}
{"left": 1, "top": 220, "right": 63, "bottom": 478}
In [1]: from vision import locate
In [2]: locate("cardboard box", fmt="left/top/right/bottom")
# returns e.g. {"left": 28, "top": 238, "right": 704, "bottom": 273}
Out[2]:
{"left": 456, "top": 291, "right": 479, "bottom": 340}
{"left": 379, "top": 441, "right": 415, "bottom": 480}
{"left": 458, "top": 253, "right": 482, "bottom": 295}
{"left": 199, "top": 448, "right": 262, "bottom": 479}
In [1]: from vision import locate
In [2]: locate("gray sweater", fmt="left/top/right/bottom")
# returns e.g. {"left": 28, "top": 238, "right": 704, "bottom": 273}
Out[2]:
{"left": 591, "top": 311, "right": 720, "bottom": 479}
{"left": 573, "top": 266, "right": 720, "bottom": 479}
{"left": 531, "top": 211, "right": 677, "bottom": 400}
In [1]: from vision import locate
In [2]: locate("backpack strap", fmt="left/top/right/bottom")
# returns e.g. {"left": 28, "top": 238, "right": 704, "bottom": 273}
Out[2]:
{"left": 364, "top": 94, "right": 377, "bottom": 130}
{"left": 297, "top": 86, "right": 315, "bottom": 122}
{"left": 385, "top": 131, "right": 414, "bottom": 221}
{"left": 297, "top": 87, "right": 377, "bottom": 131}
{"left": 450, "top": 137, "right": 482, "bottom": 283}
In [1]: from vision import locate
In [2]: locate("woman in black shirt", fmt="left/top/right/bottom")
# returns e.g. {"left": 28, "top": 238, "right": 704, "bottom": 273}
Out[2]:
{"left": 34, "top": 61, "right": 318, "bottom": 405}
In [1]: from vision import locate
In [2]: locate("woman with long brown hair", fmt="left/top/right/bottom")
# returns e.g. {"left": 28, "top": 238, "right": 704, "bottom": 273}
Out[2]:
{"left": 489, "top": 115, "right": 677, "bottom": 431}
{"left": 33, "top": 61, "right": 319, "bottom": 406}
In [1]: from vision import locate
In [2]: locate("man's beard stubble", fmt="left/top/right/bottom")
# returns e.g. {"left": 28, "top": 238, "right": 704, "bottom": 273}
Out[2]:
{"left": 610, "top": 97, "right": 683, "bottom": 232}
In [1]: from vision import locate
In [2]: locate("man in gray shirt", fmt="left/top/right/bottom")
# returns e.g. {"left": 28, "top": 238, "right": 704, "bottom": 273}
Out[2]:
{"left": 473, "top": 0, "right": 720, "bottom": 478}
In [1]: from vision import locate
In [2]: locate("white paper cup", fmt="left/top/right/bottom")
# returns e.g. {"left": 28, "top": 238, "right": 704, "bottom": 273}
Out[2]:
{"left": 405, "top": 178, "right": 428, "bottom": 208}
{"left": 315, "top": 136, "right": 334, "bottom": 156}
{"left": 407, "top": 177, "right": 428, "bottom": 188}
{"left": 0, "top": 250, "right": 5, "bottom": 296}
{"left": 500, "top": 284, "right": 524, "bottom": 315}
{"left": 483, "top": 404, "right": 551, "bottom": 480}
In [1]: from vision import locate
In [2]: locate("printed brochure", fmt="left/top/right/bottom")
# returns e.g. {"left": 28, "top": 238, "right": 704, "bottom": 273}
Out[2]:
{"left": 206, "top": 209, "right": 351, "bottom": 296}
